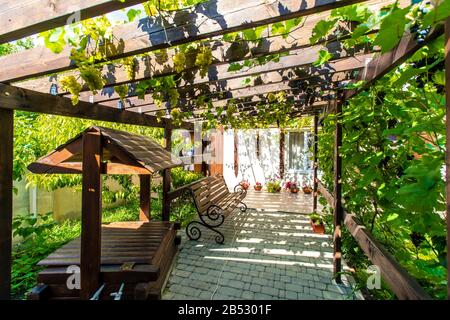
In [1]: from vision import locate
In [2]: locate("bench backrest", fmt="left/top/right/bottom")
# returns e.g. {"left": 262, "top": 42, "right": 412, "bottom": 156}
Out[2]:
{"left": 190, "top": 175, "right": 230, "bottom": 214}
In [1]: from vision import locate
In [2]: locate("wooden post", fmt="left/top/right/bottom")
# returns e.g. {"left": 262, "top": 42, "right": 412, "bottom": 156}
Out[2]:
{"left": 256, "top": 130, "right": 260, "bottom": 160}
{"left": 234, "top": 129, "right": 239, "bottom": 178}
{"left": 313, "top": 113, "right": 319, "bottom": 213}
{"left": 139, "top": 175, "right": 151, "bottom": 221}
{"left": 333, "top": 100, "right": 343, "bottom": 284}
{"left": 80, "top": 131, "right": 103, "bottom": 299}
{"left": 444, "top": 17, "right": 450, "bottom": 300}
{"left": 279, "top": 129, "right": 285, "bottom": 179}
{"left": 162, "top": 127, "right": 172, "bottom": 221}
{"left": 0, "top": 108, "right": 13, "bottom": 300}
{"left": 191, "top": 131, "right": 202, "bottom": 173}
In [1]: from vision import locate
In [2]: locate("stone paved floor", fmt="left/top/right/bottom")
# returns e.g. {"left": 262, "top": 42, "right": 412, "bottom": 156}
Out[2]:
{"left": 245, "top": 189, "right": 323, "bottom": 214}
{"left": 162, "top": 209, "right": 361, "bottom": 300}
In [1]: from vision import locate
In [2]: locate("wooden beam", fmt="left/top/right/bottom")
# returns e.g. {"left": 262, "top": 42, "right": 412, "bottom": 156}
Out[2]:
{"left": 80, "top": 130, "right": 102, "bottom": 299}
{"left": 1, "top": 0, "right": 371, "bottom": 83}
{"left": 88, "top": 51, "right": 371, "bottom": 108}
{"left": 317, "top": 181, "right": 432, "bottom": 300}
{"left": 139, "top": 175, "right": 151, "bottom": 221}
{"left": 0, "top": 108, "right": 13, "bottom": 300}
{"left": 279, "top": 129, "right": 285, "bottom": 179}
{"left": 345, "top": 25, "right": 445, "bottom": 101}
{"left": 28, "top": 161, "right": 150, "bottom": 175}
{"left": 0, "top": 83, "right": 193, "bottom": 130}
{"left": 333, "top": 99, "right": 343, "bottom": 283}
{"left": 0, "top": 0, "right": 148, "bottom": 44}
{"left": 313, "top": 113, "right": 319, "bottom": 213}
{"left": 234, "top": 129, "right": 239, "bottom": 177}
{"left": 162, "top": 127, "right": 172, "bottom": 221}
{"left": 444, "top": 17, "right": 450, "bottom": 300}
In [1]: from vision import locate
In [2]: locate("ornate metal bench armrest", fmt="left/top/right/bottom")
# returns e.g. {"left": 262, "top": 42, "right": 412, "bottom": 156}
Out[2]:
{"left": 234, "top": 184, "right": 247, "bottom": 196}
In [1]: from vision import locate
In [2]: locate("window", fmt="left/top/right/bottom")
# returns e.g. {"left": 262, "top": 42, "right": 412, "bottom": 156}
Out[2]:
{"left": 285, "top": 131, "right": 311, "bottom": 172}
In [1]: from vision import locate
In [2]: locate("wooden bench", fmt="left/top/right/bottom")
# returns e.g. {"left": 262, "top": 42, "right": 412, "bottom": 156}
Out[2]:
{"left": 168, "top": 174, "right": 247, "bottom": 244}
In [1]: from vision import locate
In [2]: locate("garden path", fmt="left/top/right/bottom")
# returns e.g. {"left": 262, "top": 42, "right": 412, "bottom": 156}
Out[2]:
{"left": 162, "top": 192, "right": 361, "bottom": 300}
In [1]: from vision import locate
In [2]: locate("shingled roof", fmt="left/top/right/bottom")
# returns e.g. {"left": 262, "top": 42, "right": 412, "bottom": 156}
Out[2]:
{"left": 28, "top": 126, "right": 183, "bottom": 174}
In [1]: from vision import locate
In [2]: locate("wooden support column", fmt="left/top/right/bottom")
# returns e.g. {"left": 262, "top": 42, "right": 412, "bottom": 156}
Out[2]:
{"left": 279, "top": 129, "right": 285, "bottom": 179}
{"left": 0, "top": 108, "right": 13, "bottom": 300}
{"left": 162, "top": 127, "right": 172, "bottom": 221}
{"left": 191, "top": 131, "right": 202, "bottom": 173}
{"left": 445, "top": 17, "right": 450, "bottom": 300}
{"left": 333, "top": 101, "right": 343, "bottom": 284}
{"left": 234, "top": 129, "right": 239, "bottom": 178}
{"left": 139, "top": 175, "right": 151, "bottom": 221}
{"left": 313, "top": 114, "right": 319, "bottom": 213}
{"left": 80, "top": 131, "right": 103, "bottom": 299}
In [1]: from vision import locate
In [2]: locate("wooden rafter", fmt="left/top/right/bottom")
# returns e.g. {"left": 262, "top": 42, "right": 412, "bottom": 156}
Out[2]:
{"left": 0, "top": 0, "right": 148, "bottom": 44}
{"left": 0, "top": 83, "right": 194, "bottom": 129}
{"left": 0, "top": 0, "right": 372, "bottom": 83}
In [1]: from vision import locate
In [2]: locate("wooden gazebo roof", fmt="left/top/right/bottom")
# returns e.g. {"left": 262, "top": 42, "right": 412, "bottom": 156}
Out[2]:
{"left": 28, "top": 126, "right": 183, "bottom": 175}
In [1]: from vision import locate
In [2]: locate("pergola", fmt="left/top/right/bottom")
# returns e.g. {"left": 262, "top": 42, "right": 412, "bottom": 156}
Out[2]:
{"left": 0, "top": 0, "right": 449, "bottom": 300}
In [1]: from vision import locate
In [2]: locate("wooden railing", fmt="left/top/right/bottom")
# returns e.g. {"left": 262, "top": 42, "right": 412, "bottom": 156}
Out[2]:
{"left": 317, "top": 180, "right": 432, "bottom": 300}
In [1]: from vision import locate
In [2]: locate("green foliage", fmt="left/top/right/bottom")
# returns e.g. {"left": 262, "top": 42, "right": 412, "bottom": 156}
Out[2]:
{"left": 317, "top": 40, "right": 447, "bottom": 299}
{"left": 266, "top": 179, "right": 281, "bottom": 193}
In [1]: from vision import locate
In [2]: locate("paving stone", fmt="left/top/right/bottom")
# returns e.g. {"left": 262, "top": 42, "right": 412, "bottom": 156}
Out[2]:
{"left": 253, "top": 278, "right": 269, "bottom": 286}
{"left": 309, "top": 288, "right": 323, "bottom": 298}
{"left": 254, "top": 293, "right": 273, "bottom": 300}
{"left": 249, "top": 284, "right": 262, "bottom": 293}
{"left": 285, "top": 291, "right": 297, "bottom": 300}
{"left": 241, "top": 291, "right": 255, "bottom": 299}
{"left": 261, "top": 286, "right": 279, "bottom": 296}
{"left": 228, "top": 280, "right": 245, "bottom": 290}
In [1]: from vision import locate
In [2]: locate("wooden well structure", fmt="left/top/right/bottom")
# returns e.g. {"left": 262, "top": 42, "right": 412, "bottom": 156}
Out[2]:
{"left": 26, "top": 126, "right": 183, "bottom": 300}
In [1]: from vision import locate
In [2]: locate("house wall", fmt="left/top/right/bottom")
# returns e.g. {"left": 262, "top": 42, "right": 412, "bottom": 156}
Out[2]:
{"left": 222, "top": 128, "right": 313, "bottom": 187}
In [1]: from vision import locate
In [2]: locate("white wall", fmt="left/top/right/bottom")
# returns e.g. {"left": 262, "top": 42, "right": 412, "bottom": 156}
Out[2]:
{"left": 223, "top": 128, "right": 313, "bottom": 187}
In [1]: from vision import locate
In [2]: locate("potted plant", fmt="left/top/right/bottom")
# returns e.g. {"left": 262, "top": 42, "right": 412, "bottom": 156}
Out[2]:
{"left": 309, "top": 213, "right": 325, "bottom": 234}
{"left": 284, "top": 180, "right": 299, "bottom": 193}
{"left": 239, "top": 179, "right": 250, "bottom": 190}
{"left": 266, "top": 179, "right": 281, "bottom": 193}
{"left": 254, "top": 182, "right": 263, "bottom": 191}
{"left": 290, "top": 182, "right": 299, "bottom": 193}
{"left": 302, "top": 182, "right": 313, "bottom": 194}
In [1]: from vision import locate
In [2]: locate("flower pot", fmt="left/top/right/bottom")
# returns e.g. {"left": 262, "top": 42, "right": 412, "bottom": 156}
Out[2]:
{"left": 240, "top": 182, "right": 250, "bottom": 190}
{"left": 310, "top": 221, "right": 325, "bottom": 234}
{"left": 254, "top": 185, "right": 263, "bottom": 191}
{"left": 302, "top": 186, "right": 313, "bottom": 194}
{"left": 290, "top": 188, "right": 299, "bottom": 194}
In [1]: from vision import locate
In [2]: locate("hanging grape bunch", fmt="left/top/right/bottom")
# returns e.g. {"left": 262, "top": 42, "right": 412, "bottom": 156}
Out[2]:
{"left": 195, "top": 46, "right": 213, "bottom": 78}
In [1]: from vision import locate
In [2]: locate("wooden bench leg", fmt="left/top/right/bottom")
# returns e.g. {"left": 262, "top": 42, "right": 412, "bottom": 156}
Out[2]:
{"left": 186, "top": 221, "right": 225, "bottom": 244}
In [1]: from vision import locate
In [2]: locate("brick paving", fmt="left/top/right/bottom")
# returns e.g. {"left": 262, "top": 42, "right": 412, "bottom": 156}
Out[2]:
{"left": 162, "top": 209, "right": 362, "bottom": 300}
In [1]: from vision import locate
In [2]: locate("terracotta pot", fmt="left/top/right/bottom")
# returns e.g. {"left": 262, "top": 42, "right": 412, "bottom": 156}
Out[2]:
{"left": 290, "top": 188, "right": 299, "bottom": 194}
{"left": 240, "top": 183, "right": 250, "bottom": 190}
{"left": 302, "top": 186, "right": 313, "bottom": 194}
{"left": 310, "top": 221, "right": 325, "bottom": 234}
{"left": 254, "top": 185, "right": 263, "bottom": 191}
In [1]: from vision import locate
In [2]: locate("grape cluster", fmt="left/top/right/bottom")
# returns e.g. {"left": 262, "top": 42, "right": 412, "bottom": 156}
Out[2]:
{"left": 195, "top": 46, "right": 213, "bottom": 78}
{"left": 170, "top": 108, "right": 184, "bottom": 126}
{"left": 173, "top": 52, "right": 187, "bottom": 73}
{"left": 80, "top": 66, "right": 105, "bottom": 94}
{"left": 60, "top": 76, "right": 83, "bottom": 105}
{"left": 410, "top": 5, "right": 431, "bottom": 43}
{"left": 122, "top": 57, "right": 136, "bottom": 80}
{"left": 114, "top": 85, "right": 129, "bottom": 101}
